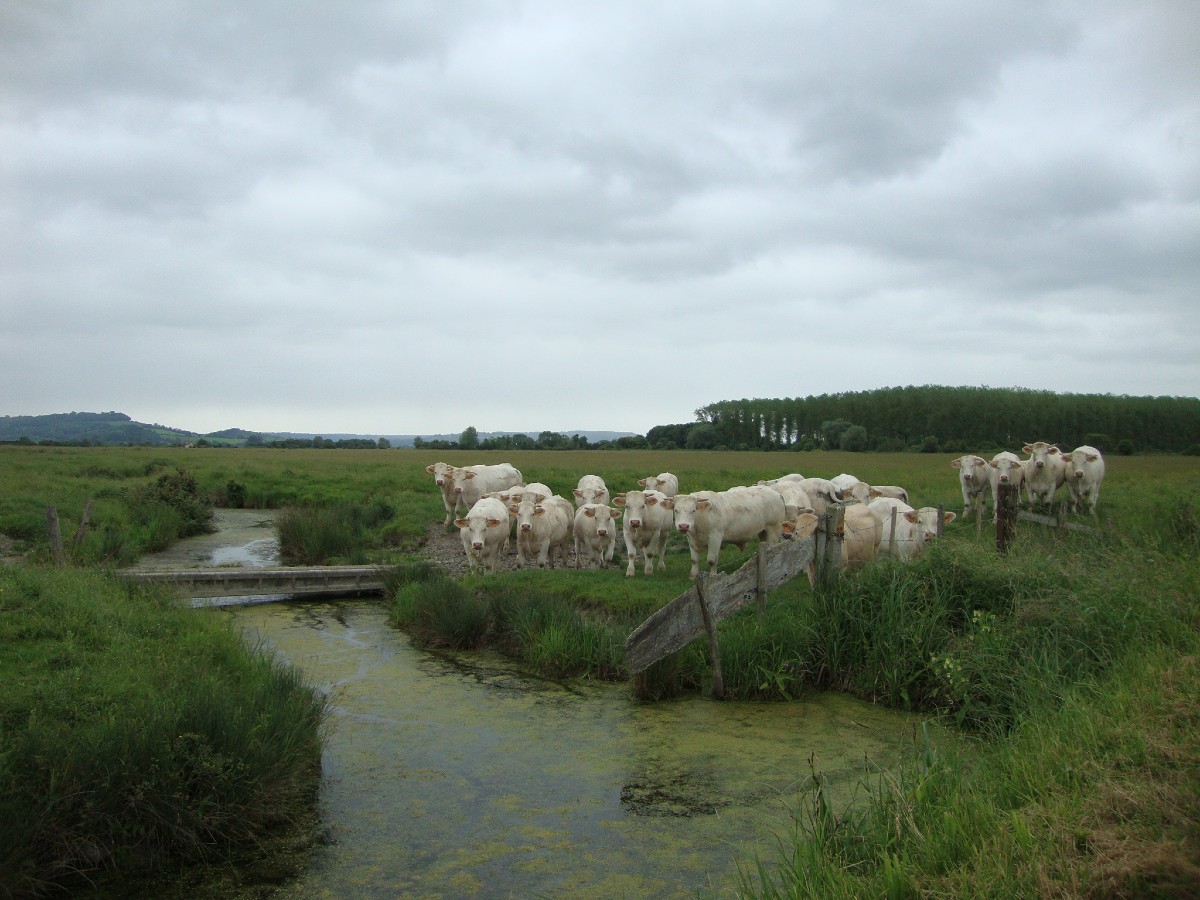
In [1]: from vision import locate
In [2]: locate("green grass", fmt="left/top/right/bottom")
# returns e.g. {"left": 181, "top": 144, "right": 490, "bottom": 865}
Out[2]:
{"left": 0, "top": 566, "right": 327, "bottom": 898}
{"left": 3, "top": 445, "right": 1199, "bottom": 896}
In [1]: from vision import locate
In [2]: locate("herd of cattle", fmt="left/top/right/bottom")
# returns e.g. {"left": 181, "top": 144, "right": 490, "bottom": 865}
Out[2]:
{"left": 426, "top": 449, "right": 1091, "bottom": 579}
{"left": 951, "top": 441, "right": 1106, "bottom": 524}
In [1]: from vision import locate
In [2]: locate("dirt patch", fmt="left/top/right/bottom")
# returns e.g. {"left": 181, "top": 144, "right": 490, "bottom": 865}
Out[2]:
{"left": 420, "top": 522, "right": 618, "bottom": 576}
{"left": 0, "top": 533, "right": 24, "bottom": 567}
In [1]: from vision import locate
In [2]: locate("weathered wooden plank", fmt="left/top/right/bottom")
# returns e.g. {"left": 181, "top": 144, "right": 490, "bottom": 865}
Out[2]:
{"left": 623, "top": 537, "right": 815, "bottom": 674}
{"left": 120, "top": 565, "right": 395, "bottom": 598}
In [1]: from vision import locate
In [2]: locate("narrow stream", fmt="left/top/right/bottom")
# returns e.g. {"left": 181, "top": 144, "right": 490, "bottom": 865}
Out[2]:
{"left": 138, "top": 511, "right": 937, "bottom": 897}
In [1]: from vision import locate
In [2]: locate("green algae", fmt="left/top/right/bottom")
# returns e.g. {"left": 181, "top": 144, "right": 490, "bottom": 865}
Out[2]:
{"left": 205, "top": 599, "right": 940, "bottom": 898}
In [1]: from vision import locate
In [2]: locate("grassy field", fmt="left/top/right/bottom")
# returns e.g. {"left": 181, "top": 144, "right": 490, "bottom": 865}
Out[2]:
{"left": 2, "top": 445, "right": 1199, "bottom": 896}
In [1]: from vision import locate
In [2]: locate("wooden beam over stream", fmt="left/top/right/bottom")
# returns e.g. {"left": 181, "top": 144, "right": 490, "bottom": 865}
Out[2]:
{"left": 623, "top": 535, "right": 817, "bottom": 676}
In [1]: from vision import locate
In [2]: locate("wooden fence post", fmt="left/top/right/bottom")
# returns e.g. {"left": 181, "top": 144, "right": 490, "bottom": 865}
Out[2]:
{"left": 888, "top": 506, "right": 898, "bottom": 557}
{"left": 936, "top": 504, "right": 945, "bottom": 538}
{"left": 46, "top": 505, "right": 66, "bottom": 566}
{"left": 695, "top": 573, "right": 725, "bottom": 699}
{"left": 996, "top": 482, "right": 1018, "bottom": 555}
{"left": 975, "top": 496, "right": 983, "bottom": 537}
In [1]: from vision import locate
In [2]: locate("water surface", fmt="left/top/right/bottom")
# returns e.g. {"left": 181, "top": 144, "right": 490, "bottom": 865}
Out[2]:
{"left": 223, "top": 599, "right": 930, "bottom": 898}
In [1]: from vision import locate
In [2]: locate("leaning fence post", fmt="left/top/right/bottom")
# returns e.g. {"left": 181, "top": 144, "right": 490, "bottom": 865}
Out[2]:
{"left": 71, "top": 499, "right": 94, "bottom": 556}
{"left": 694, "top": 573, "right": 725, "bottom": 700}
{"left": 756, "top": 542, "right": 767, "bottom": 620}
{"left": 46, "top": 505, "right": 66, "bottom": 566}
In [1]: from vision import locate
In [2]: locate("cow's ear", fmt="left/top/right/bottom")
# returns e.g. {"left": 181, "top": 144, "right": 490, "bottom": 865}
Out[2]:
{"left": 903, "top": 511, "right": 919, "bottom": 524}
{"left": 646, "top": 496, "right": 658, "bottom": 506}
{"left": 1086, "top": 453, "right": 1099, "bottom": 462}
{"left": 1022, "top": 445, "right": 1033, "bottom": 454}
{"left": 943, "top": 511, "right": 957, "bottom": 524}
{"left": 610, "top": 508, "right": 622, "bottom": 518}
{"left": 696, "top": 499, "right": 712, "bottom": 511}
{"left": 612, "top": 495, "right": 626, "bottom": 507}
{"left": 486, "top": 518, "right": 503, "bottom": 528}
{"left": 584, "top": 507, "right": 596, "bottom": 517}
{"left": 573, "top": 489, "right": 584, "bottom": 498}
{"left": 507, "top": 504, "right": 518, "bottom": 515}
{"left": 426, "top": 465, "right": 436, "bottom": 474}
{"left": 534, "top": 506, "right": 546, "bottom": 517}
{"left": 1048, "top": 446, "right": 1060, "bottom": 455}
{"left": 660, "top": 499, "right": 674, "bottom": 510}
{"left": 950, "top": 459, "right": 962, "bottom": 468}
{"left": 454, "top": 518, "right": 468, "bottom": 528}
{"left": 637, "top": 478, "right": 647, "bottom": 487}
{"left": 464, "top": 471, "right": 476, "bottom": 479}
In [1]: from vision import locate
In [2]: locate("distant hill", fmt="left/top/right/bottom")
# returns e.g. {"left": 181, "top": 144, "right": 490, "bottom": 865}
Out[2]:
{"left": 0, "top": 412, "right": 636, "bottom": 448}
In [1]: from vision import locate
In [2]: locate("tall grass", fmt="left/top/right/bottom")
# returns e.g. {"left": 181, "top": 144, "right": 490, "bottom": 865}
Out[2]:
{"left": 0, "top": 567, "right": 327, "bottom": 898}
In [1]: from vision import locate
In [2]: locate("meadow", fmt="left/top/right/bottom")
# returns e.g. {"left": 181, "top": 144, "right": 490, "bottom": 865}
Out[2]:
{"left": 1, "top": 444, "right": 1198, "bottom": 896}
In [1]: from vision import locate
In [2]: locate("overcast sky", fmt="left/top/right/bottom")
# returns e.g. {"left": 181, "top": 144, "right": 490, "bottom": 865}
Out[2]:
{"left": 2, "top": 2, "right": 1197, "bottom": 437}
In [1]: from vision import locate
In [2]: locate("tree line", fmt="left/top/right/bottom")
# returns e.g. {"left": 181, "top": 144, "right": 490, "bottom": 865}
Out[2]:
{"left": 669, "top": 386, "right": 1200, "bottom": 454}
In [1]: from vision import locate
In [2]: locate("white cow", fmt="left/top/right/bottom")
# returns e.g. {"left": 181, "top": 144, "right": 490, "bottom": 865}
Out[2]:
{"left": 830, "top": 474, "right": 862, "bottom": 492}
{"left": 509, "top": 494, "right": 574, "bottom": 568}
{"left": 454, "top": 497, "right": 511, "bottom": 574}
{"left": 867, "top": 485, "right": 910, "bottom": 504}
{"left": 426, "top": 461, "right": 461, "bottom": 526}
{"left": 842, "top": 504, "right": 884, "bottom": 569}
{"left": 765, "top": 480, "right": 814, "bottom": 520}
{"left": 950, "top": 455, "right": 991, "bottom": 519}
{"left": 797, "top": 478, "right": 843, "bottom": 517}
{"left": 1021, "top": 441, "right": 1066, "bottom": 510}
{"left": 988, "top": 452, "right": 1025, "bottom": 523}
{"left": 573, "top": 503, "right": 622, "bottom": 569}
{"left": 1061, "top": 445, "right": 1105, "bottom": 516}
{"left": 758, "top": 473, "right": 805, "bottom": 487}
{"left": 637, "top": 472, "right": 680, "bottom": 498}
{"left": 839, "top": 480, "right": 875, "bottom": 505}
{"left": 448, "top": 463, "right": 524, "bottom": 518}
{"left": 613, "top": 490, "right": 674, "bottom": 577}
{"left": 662, "top": 486, "right": 786, "bottom": 580}
{"left": 487, "top": 482, "right": 552, "bottom": 505}
{"left": 869, "top": 497, "right": 956, "bottom": 561}
{"left": 573, "top": 474, "right": 611, "bottom": 507}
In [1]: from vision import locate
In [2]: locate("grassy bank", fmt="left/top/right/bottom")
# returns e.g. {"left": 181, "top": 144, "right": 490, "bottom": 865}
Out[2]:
{"left": 0, "top": 567, "right": 328, "bottom": 898}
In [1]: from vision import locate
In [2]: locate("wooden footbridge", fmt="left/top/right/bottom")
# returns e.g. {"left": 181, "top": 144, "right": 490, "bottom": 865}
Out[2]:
{"left": 120, "top": 565, "right": 394, "bottom": 601}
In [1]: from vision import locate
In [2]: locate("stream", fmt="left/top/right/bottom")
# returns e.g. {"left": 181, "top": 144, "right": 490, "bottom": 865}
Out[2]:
{"left": 135, "top": 510, "right": 936, "bottom": 897}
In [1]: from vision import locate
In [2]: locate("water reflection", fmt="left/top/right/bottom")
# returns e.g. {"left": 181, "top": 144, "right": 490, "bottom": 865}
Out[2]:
{"left": 218, "top": 598, "right": 931, "bottom": 898}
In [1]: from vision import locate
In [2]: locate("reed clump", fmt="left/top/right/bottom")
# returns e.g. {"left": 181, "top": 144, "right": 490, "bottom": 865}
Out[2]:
{"left": 0, "top": 566, "right": 327, "bottom": 898}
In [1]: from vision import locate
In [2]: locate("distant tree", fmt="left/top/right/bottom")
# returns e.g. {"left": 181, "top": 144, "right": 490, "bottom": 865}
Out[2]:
{"left": 537, "top": 431, "right": 570, "bottom": 450}
{"left": 685, "top": 423, "right": 719, "bottom": 450}
{"left": 616, "top": 435, "right": 648, "bottom": 449}
{"left": 413, "top": 436, "right": 425, "bottom": 449}
{"left": 459, "top": 426, "right": 479, "bottom": 450}
{"left": 1117, "top": 439, "right": 1135, "bottom": 456}
{"left": 377, "top": 437, "right": 391, "bottom": 449}
{"left": 821, "top": 419, "right": 853, "bottom": 450}
{"left": 920, "top": 435, "right": 941, "bottom": 453}
{"left": 245, "top": 433, "right": 264, "bottom": 447}
{"left": 840, "top": 425, "right": 869, "bottom": 452}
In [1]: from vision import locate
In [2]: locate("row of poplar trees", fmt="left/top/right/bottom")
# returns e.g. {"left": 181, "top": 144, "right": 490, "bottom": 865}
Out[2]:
{"left": 645, "top": 386, "right": 1200, "bottom": 454}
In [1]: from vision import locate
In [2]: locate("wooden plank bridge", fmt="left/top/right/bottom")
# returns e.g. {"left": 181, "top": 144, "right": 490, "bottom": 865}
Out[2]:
{"left": 120, "top": 565, "right": 393, "bottom": 600}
